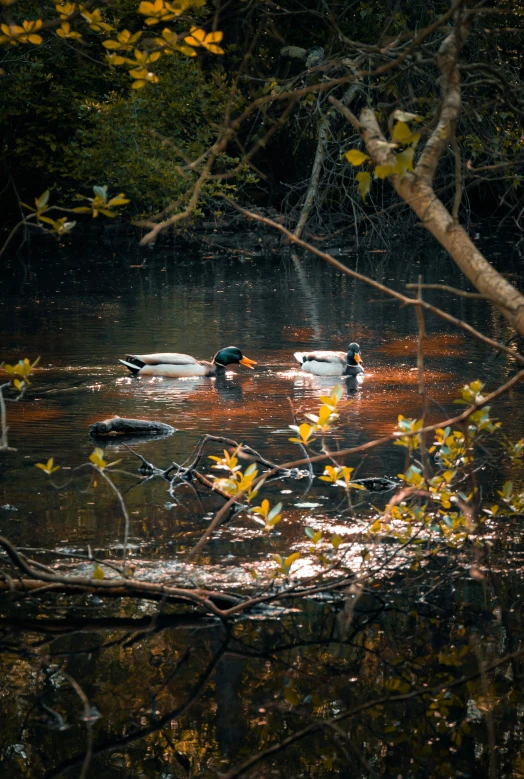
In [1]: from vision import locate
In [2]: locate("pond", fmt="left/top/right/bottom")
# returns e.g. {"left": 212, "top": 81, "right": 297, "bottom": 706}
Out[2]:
{"left": 1, "top": 233, "right": 524, "bottom": 777}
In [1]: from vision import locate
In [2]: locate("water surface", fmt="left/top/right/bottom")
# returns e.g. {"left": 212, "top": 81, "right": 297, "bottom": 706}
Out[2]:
{"left": 1, "top": 235, "right": 523, "bottom": 778}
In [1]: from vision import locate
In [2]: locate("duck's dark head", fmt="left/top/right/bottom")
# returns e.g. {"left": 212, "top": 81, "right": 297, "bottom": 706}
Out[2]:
{"left": 214, "top": 346, "right": 257, "bottom": 370}
{"left": 346, "top": 342, "right": 362, "bottom": 365}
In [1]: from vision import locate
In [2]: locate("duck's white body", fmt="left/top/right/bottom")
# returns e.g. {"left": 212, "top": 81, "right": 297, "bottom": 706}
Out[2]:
{"left": 120, "top": 353, "right": 208, "bottom": 378}
{"left": 294, "top": 351, "right": 348, "bottom": 375}
{"left": 294, "top": 343, "right": 364, "bottom": 377}
{"left": 119, "top": 347, "right": 256, "bottom": 379}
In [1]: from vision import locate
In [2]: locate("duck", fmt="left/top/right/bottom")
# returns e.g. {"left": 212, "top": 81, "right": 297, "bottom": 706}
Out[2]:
{"left": 119, "top": 346, "right": 257, "bottom": 378}
{"left": 294, "top": 342, "right": 364, "bottom": 376}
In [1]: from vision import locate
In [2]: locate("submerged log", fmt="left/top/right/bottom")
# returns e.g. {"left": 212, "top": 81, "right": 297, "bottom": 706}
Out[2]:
{"left": 89, "top": 416, "right": 176, "bottom": 438}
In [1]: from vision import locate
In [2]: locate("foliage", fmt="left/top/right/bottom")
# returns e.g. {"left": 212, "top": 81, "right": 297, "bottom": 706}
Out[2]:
{"left": 62, "top": 60, "right": 241, "bottom": 213}
{"left": 344, "top": 113, "right": 421, "bottom": 201}
{"left": 0, "top": 0, "right": 235, "bottom": 216}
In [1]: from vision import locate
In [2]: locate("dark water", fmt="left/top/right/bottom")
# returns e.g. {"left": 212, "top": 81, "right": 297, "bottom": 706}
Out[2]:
{"left": 1, "top": 235, "right": 524, "bottom": 777}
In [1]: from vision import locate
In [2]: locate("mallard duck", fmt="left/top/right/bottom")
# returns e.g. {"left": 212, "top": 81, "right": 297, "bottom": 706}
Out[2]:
{"left": 119, "top": 346, "right": 256, "bottom": 378}
{"left": 294, "top": 342, "right": 363, "bottom": 376}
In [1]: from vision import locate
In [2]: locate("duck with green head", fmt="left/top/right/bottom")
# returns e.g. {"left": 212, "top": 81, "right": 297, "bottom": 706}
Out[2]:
{"left": 294, "top": 342, "right": 364, "bottom": 376}
{"left": 119, "top": 346, "right": 257, "bottom": 378}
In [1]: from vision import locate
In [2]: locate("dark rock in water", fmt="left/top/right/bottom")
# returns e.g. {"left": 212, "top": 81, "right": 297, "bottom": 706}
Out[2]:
{"left": 89, "top": 416, "right": 176, "bottom": 438}
{"left": 352, "top": 477, "right": 399, "bottom": 492}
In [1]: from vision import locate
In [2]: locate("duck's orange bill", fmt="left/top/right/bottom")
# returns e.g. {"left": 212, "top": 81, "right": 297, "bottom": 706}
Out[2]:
{"left": 240, "top": 356, "right": 257, "bottom": 369}
{"left": 354, "top": 353, "right": 362, "bottom": 363}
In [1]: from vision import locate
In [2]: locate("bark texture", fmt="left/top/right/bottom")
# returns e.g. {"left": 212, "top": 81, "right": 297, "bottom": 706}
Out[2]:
{"left": 358, "top": 112, "right": 524, "bottom": 334}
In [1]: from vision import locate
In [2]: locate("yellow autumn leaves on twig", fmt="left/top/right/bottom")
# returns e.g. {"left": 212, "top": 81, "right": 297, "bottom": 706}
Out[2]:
{"left": 344, "top": 111, "right": 423, "bottom": 201}
{"left": 0, "top": 0, "right": 223, "bottom": 90}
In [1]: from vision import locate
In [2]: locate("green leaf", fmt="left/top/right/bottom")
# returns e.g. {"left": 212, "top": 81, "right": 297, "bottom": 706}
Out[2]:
{"left": 344, "top": 149, "right": 370, "bottom": 166}
{"left": 284, "top": 687, "right": 301, "bottom": 705}
{"left": 268, "top": 502, "right": 283, "bottom": 521}
{"left": 36, "top": 189, "right": 50, "bottom": 210}
{"left": 356, "top": 171, "right": 372, "bottom": 201}
{"left": 93, "top": 185, "right": 108, "bottom": 201}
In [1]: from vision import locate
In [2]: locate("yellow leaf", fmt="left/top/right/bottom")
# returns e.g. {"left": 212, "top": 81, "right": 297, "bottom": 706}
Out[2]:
{"left": 92, "top": 564, "right": 105, "bottom": 580}
{"left": 205, "top": 31, "right": 223, "bottom": 43}
{"left": 107, "top": 195, "right": 130, "bottom": 207}
{"left": 177, "top": 45, "right": 196, "bottom": 56}
{"left": 106, "top": 54, "right": 125, "bottom": 66}
{"left": 393, "top": 147, "right": 415, "bottom": 179}
{"left": 89, "top": 448, "right": 107, "bottom": 468}
{"left": 356, "top": 171, "right": 371, "bottom": 201}
{"left": 284, "top": 552, "right": 301, "bottom": 570}
{"left": 392, "top": 121, "right": 412, "bottom": 143}
{"left": 129, "top": 67, "right": 148, "bottom": 79}
{"left": 374, "top": 164, "right": 393, "bottom": 179}
{"left": 344, "top": 149, "right": 370, "bottom": 166}
{"left": 35, "top": 458, "right": 60, "bottom": 475}
{"left": 298, "top": 422, "right": 313, "bottom": 442}
{"left": 186, "top": 26, "right": 205, "bottom": 43}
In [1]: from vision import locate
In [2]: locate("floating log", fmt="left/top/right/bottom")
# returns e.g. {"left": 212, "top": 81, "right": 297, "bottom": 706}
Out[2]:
{"left": 89, "top": 416, "right": 176, "bottom": 438}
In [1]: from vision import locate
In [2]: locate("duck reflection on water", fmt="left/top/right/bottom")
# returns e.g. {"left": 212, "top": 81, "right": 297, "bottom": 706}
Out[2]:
{"left": 117, "top": 371, "right": 245, "bottom": 403}
{"left": 293, "top": 371, "right": 364, "bottom": 399}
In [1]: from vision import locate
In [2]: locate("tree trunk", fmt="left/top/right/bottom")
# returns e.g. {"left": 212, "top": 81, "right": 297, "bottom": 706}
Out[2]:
{"left": 330, "top": 7, "right": 524, "bottom": 335}
{"left": 293, "top": 114, "right": 330, "bottom": 239}
{"left": 356, "top": 110, "right": 524, "bottom": 335}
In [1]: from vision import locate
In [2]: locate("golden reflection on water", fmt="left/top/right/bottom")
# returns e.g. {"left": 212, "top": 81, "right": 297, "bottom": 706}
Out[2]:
{"left": 380, "top": 332, "right": 466, "bottom": 357}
